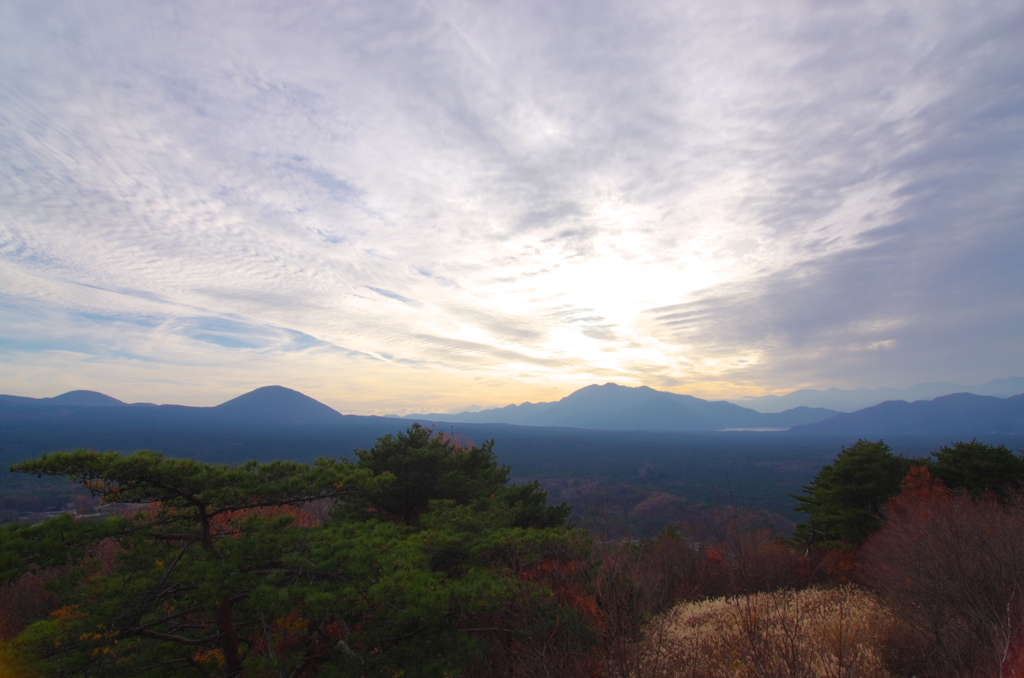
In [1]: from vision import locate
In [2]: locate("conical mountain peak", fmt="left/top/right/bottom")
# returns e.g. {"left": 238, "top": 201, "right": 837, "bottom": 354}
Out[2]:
{"left": 214, "top": 386, "right": 344, "bottom": 424}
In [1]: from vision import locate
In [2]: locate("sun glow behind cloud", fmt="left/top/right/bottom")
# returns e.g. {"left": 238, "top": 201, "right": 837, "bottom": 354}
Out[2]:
{"left": 0, "top": 0, "right": 1022, "bottom": 414}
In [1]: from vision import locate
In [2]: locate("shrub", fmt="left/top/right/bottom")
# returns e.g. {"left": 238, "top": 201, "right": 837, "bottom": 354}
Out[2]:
{"left": 634, "top": 586, "right": 898, "bottom": 678}
{"left": 859, "top": 470, "right": 1024, "bottom": 678}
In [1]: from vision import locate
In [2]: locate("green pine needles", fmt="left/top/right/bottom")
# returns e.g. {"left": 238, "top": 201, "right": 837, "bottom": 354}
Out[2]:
{"left": 0, "top": 425, "right": 585, "bottom": 678}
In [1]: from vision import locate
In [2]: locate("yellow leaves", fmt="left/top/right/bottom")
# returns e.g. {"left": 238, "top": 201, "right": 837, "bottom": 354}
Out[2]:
{"left": 52, "top": 605, "right": 80, "bottom": 620}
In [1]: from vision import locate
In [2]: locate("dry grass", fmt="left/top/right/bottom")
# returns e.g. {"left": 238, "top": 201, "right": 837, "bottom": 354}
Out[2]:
{"left": 630, "top": 586, "right": 898, "bottom": 678}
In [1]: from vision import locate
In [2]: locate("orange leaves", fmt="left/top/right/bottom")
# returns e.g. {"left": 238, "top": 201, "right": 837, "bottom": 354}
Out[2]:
{"left": 79, "top": 628, "right": 119, "bottom": 659}
{"left": 77, "top": 630, "right": 116, "bottom": 643}
{"left": 191, "top": 647, "right": 225, "bottom": 666}
{"left": 51, "top": 605, "right": 87, "bottom": 624}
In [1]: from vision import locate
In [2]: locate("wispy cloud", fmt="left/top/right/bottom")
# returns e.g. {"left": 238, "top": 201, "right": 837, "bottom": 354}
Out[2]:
{"left": 0, "top": 0, "right": 1021, "bottom": 412}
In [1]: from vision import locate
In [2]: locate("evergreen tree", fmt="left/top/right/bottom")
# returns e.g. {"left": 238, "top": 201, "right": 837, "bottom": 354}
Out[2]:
{"left": 346, "top": 423, "right": 571, "bottom": 529}
{"left": 792, "top": 440, "right": 915, "bottom": 544}
{"left": 930, "top": 439, "right": 1024, "bottom": 497}
{"left": 1, "top": 429, "right": 588, "bottom": 677}
{"left": 3, "top": 451, "right": 373, "bottom": 677}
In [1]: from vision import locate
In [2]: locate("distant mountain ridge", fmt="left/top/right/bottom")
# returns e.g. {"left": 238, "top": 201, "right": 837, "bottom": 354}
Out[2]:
{"left": 0, "top": 385, "right": 345, "bottom": 425}
{"left": 729, "top": 377, "right": 1024, "bottom": 413}
{"left": 0, "top": 390, "right": 128, "bottom": 407}
{"left": 405, "top": 383, "right": 839, "bottom": 432}
{"left": 214, "top": 386, "right": 345, "bottom": 424}
{"left": 4, "top": 382, "right": 1023, "bottom": 437}
{"left": 791, "top": 392, "right": 1024, "bottom": 435}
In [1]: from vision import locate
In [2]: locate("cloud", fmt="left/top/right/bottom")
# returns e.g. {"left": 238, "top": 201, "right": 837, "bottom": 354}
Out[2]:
{"left": 0, "top": 0, "right": 1021, "bottom": 410}
{"left": 366, "top": 287, "right": 418, "bottom": 305}
{"left": 410, "top": 334, "right": 569, "bottom": 369}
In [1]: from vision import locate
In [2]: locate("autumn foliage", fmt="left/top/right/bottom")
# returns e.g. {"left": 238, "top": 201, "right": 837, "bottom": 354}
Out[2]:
{"left": 860, "top": 466, "right": 1024, "bottom": 678}
{"left": 3, "top": 434, "right": 1023, "bottom": 677}
{"left": 626, "top": 441, "right": 1024, "bottom": 678}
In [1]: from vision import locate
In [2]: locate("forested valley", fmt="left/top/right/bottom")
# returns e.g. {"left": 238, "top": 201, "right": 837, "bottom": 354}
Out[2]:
{"left": 2, "top": 427, "right": 1024, "bottom": 677}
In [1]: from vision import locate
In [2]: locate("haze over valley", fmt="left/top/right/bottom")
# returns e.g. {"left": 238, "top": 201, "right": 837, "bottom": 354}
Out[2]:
{"left": 4, "top": 381, "right": 1023, "bottom": 530}
{"left": 2, "top": 4, "right": 1023, "bottom": 675}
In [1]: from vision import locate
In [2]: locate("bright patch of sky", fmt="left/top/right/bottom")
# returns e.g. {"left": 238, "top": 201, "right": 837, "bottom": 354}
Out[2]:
{"left": 1, "top": 0, "right": 1022, "bottom": 414}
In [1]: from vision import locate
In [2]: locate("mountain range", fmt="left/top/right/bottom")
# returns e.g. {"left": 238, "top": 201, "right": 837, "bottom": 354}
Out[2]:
{"left": 790, "top": 392, "right": 1024, "bottom": 436}
{"left": 0, "top": 386, "right": 347, "bottom": 425}
{"left": 404, "top": 383, "right": 837, "bottom": 431}
{"left": 728, "top": 377, "right": 1024, "bottom": 413}
{"left": 4, "top": 384, "right": 1023, "bottom": 527}
{"left": 2, "top": 382, "right": 1023, "bottom": 437}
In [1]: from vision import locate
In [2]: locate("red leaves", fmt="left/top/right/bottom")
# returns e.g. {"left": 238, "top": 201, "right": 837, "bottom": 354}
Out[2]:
{"left": 208, "top": 504, "right": 321, "bottom": 538}
{"left": 860, "top": 477, "right": 1024, "bottom": 677}
{"left": 0, "top": 571, "right": 61, "bottom": 641}
{"left": 703, "top": 547, "right": 724, "bottom": 569}
{"left": 885, "top": 466, "right": 951, "bottom": 516}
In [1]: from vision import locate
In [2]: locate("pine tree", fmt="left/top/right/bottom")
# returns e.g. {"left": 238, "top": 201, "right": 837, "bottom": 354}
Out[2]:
{"left": 792, "top": 440, "right": 915, "bottom": 544}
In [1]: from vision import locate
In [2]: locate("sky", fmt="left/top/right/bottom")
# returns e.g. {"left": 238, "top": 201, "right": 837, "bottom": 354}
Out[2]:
{"left": 1, "top": 0, "right": 1022, "bottom": 415}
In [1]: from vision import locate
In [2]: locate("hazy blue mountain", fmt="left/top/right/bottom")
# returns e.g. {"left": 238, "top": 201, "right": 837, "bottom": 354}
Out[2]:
{"left": 406, "top": 383, "right": 838, "bottom": 432}
{"left": 790, "top": 392, "right": 1024, "bottom": 435}
{"left": 0, "top": 386, "right": 345, "bottom": 426}
{"left": 729, "top": 377, "right": 1024, "bottom": 413}
{"left": 5, "top": 385, "right": 1024, "bottom": 522}
{"left": 212, "top": 385, "right": 346, "bottom": 424}
{"left": 0, "top": 390, "right": 127, "bottom": 407}
{"left": 50, "top": 390, "right": 127, "bottom": 406}
{"left": 0, "top": 394, "right": 44, "bottom": 406}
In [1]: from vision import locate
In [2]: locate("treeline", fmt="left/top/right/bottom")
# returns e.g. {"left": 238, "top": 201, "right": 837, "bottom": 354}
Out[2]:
{"left": 1, "top": 431, "right": 1022, "bottom": 677}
